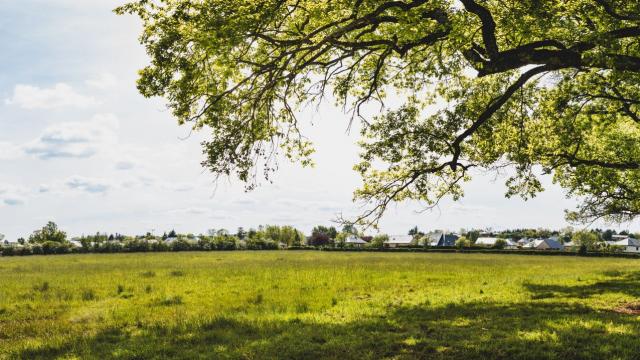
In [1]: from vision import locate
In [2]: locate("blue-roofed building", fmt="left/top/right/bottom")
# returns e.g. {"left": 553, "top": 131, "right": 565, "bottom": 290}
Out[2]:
{"left": 426, "top": 232, "right": 459, "bottom": 247}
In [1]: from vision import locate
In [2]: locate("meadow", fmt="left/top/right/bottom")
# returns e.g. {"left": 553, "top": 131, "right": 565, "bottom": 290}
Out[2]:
{"left": 1, "top": 252, "right": 639, "bottom": 359}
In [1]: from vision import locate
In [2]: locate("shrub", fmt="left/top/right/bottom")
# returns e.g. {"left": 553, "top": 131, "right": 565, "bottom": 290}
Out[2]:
{"left": 245, "top": 237, "right": 278, "bottom": 250}
{"left": 368, "top": 234, "right": 388, "bottom": 249}
{"left": 494, "top": 239, "right": 507, "bottom": 250}
{"left": 31, "top": 244, "right": 43, "bottom": 255}
{"left": 456, "top": 237, "right": 471, "bottom": 249}
{"left": 41, "top": 241, "right": 71, "bottom": 255}
{"left": 572, "top": 231, "right": 600, "bottom": 252}
{"left": 308, "top": 232, "right": 330, "bottom": 247}
{"left": 578, "top": 244, "right": 588, "bottom": 255}
{"left": 170, "top": 239, "right": 192, "bottom": 252}
{"left": 124, "top": 240, "right": 151, "bottom": 252}
{"left": 13, "top": 247, "right": 30, "bottom": 256}
{"left": 151, "top": 241, "right": 170, "bottom": 252}
{"left": 1, "top": 246, "right": 15, "bottom": 256}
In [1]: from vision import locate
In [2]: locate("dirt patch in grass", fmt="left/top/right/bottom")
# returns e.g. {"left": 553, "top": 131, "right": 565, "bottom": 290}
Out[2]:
{"left": 613, "top": 302, "right": 640, "bottom": 315}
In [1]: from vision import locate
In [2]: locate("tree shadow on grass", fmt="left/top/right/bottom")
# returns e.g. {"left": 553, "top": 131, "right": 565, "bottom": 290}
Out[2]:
{"left": 18, "top": 299, "right": 640, "bottom": 360}
{"left": 524, "top": 271, "right": 640, "bottom": 299}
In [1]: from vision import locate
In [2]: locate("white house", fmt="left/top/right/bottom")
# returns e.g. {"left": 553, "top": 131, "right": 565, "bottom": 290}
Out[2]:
{"left": 2, "top": 239, "right": 22, "bottom": 247}
{"left": 524, "top": 238, "right": 564, "bottom": 250}
{"left": 69, "top": 239, "right": 83, "bottom": 248}
{"left": 606, "top": 237, "right": 640, "bottom": 253}
{"left": 475, "top": 237, "right": 517, "bottom": 249}
{"left": 517, "top": 238, "right": 531, "bottom": 247}
{"left": 611, "top": 234, "right": 631, "bottom": 241}
{"left": 425, "top": 232, "right": 460, "bottom": 247}
{"left": 385, "top": 235, "right": 415, "bottom": 248}
{"left": 345, "top": 235, "right": 368, "bottom": 248}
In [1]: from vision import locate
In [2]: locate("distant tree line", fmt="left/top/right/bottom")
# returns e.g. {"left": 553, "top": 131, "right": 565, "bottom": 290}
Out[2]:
{"left": 2, "top": 222, "right": 638, "bottom": 257}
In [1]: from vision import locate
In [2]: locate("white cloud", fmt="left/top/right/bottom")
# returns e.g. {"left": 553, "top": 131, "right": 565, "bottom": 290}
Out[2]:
{"left": 168, "top": 207, "right": 211, "bottom": 216}
{"left": 3, "top": 198, "right": 24, "bottom": 206}
{"left": 449, "top": 203, "right": 497, "bottom": 215}
{"left": 24, "top": 113, "right": 119, "bottom": 159}
{"left": 65, "top": 175, "right": 112, "bottom": 194}
{"left": 5, "top": 83, "right": 99, "bottom": 109}
{"left": 0, "top": 141, "right": 22, "bottom": 160}
{"left": 115, "top": 159, "right": 137, "bottom": 171}
{"left": 167, "top": 207, "right": 235, "bottom": 221}
{"left": 164, "top": 182, "right": 195, "bottom": 192}
{"left": 0, "top": 183, "right": 28, "bottom": 206}
{"left": 86, "top": 73, "right": 118, "bottom": 90}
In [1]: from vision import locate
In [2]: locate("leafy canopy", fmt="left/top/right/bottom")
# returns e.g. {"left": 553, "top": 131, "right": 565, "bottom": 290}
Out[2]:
{"left": 28, "top": 221, "right": 67, "bottom": 244}
{"left": 117, "top": 0, "right": 640, "bottom": 226}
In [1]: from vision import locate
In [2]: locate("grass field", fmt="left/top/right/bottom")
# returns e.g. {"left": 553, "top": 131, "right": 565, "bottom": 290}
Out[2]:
{"left": 1, "top": 252, "right": 639, "bottom": 359}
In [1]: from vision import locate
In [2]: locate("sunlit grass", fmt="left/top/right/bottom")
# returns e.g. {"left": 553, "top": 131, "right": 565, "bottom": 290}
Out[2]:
{"left": 1, "top": 252, "right": 639, "bottom": 359}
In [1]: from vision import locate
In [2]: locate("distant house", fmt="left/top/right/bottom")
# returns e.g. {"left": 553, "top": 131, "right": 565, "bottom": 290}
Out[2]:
{"left": 517, "top": 238, "right": 531, "bottom": 247}
{"left": 2, "top": 239, "right": 21, "bottom": 247}
{"left": 611, "top": 234, "right": 630, "bottom": 241}
{"left": 345, "top": 235, "right": 368, "bottom": 248}
{"left": 69, "top": 239, "right": 82, "bottom": 248}
{"left": 606, "top": 237, "right": 640, "bottom": 253}
{"left": 385, "top": 235, "right": 415, "bottom": 248}
{"left": 524, "top": 238, "right": 564, "bottom": 250}
{"left": 164, "top": 237, "right": 178, "bottom": 244}
{"left": 426, "top": 232, "right": 459, "bottom": 247}
{"left": 475, "top": 237, "right": 518, "bottom": 249}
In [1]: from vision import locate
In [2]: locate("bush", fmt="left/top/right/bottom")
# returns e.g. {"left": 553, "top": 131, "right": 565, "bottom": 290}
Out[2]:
{"left": 368, "top": 234, "right": 388, "bottom": 249}
{"left": 494, "top": 239, "right": 507, "bottom": 250}
{"left": 578, "top": 244, "right": 588, "bottom": 255}
{"left": 1, "top": 246, "right": 15, "bottom": 256}
{"left": 308, "top": 231, "right": 331, "bottom": 247}
{"left": 124, "top": 240, "right": 152, "bottom": 252}
{"left": 245, "top": 237, "right": 278, "bottom": 250}
{"left": 572, "top": 231, "right": 600, "bottom": 252}
{"left": 16, "top": 246, "right": 33, "bottom": 256}
{"left": 170, "top": 239, "right": 193, "bottom": 252}
{"left": 456, "top": 237, "right": 471, "bottom": 249}
{"left": 31, "top": 244, "right": 43, "bottom": 255}
{"left": 151, "top": 241, "right": 170, "bottom": 252}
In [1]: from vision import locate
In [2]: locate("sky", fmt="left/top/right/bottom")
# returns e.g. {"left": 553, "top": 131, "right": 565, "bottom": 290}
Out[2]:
{"left": 0, "top": 1, "right": 636, "bottom": 240}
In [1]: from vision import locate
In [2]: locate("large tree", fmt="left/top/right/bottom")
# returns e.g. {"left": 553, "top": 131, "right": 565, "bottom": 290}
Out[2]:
{"left": 117, "top": 0, "right": 640, "bottom": 227}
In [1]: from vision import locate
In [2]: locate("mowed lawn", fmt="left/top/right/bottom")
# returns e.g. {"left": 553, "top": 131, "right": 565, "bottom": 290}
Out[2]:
{"left": 1, "top": 252, "right": 639, "bottom": 359}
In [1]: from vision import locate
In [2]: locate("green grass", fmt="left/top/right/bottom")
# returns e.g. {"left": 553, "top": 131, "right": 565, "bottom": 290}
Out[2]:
{"left": 1, "top": 252, "right": 639, "bottom": 359}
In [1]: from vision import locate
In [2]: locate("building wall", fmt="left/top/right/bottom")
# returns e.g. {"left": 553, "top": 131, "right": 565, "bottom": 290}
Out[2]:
{"left": 624, "top": 246, "right": 640, "bottom": 253}
{"left": 536, "top": 242, "right": 550, "bottom": 250}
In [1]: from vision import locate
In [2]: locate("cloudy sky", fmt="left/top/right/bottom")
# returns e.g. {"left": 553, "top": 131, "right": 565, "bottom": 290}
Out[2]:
{"left": 0, "top": 1, "right": 635, "bottom": 240}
